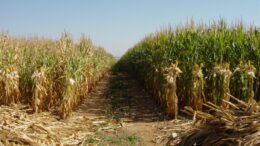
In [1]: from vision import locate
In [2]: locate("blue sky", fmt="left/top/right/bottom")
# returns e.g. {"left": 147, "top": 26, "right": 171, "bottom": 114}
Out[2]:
{"left": 0, "top": 0, "right": 259, "bottom": 56}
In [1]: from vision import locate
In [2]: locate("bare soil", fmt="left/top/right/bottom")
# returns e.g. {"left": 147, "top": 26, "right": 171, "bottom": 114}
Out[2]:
{"left": 83, "top": 72, "right": 193, "bottom": 146}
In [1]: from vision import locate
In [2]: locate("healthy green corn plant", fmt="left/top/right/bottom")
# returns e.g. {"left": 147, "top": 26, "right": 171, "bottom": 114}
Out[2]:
{"left": 118, "top": 20, "right": 260, "bottom": 115}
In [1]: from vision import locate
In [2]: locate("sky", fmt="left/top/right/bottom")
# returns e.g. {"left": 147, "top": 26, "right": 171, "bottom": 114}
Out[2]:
{"left": 0, "top": 0, "right": 260, "bottom": 57}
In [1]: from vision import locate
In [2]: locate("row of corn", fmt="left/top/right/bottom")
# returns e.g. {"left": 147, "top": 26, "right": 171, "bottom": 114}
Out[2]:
{"left": 0, "top": 32, "right": 115, "bottom": 118}
{"left": 118, "top": 20, "right": 260, "bottom": 118}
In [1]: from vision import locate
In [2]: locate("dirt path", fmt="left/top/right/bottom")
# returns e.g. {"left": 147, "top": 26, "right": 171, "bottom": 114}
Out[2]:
{"left": 0, "top": 72, "right": 193, "bottom": 146}
{"left": 63, "top": 72, "right": 173, "bottom": 145}
{"left": 65, "top": 71, "right": 193, "bottom": 146}
{"left": 85, "top": 72, "right": 193, "bottom": 146}
{"left": 104, "top": 73, "right": 169, "bottom": 145}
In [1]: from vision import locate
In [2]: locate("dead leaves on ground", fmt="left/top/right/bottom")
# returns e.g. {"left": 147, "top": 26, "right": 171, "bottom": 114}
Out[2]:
{"left": 0, "top": 104, "right": 121, "bottom": 146}
{"left": 180, "top": 94, "right": 260, "bottom": 146}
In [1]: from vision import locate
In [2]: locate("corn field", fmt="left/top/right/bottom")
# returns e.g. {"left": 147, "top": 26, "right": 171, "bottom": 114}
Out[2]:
{"left": 0, "top": 32, "right": 115, "bottom": 118}
{"left": 118, "top": 20, "right": 260, "bottom": 117}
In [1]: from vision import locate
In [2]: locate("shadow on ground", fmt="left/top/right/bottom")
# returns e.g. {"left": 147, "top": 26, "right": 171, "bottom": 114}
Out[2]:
{"left": 104, "top": 72, "right": 169, "bottom": 123}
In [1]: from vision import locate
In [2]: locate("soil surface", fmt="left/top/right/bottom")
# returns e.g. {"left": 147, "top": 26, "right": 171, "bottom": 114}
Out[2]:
{"left": 72, "top": 72, "right": 193, "bottom": 146}
{"left": 0, "top": 72, "right": 194, "bottom": 146}
{"left": 103, "top": 72, "right": 169, "bottom": 145}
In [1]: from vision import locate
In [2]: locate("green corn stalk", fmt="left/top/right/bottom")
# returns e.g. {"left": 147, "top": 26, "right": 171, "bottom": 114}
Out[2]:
{"left": 118, "top": 20, "right": 260, "bottom": 114}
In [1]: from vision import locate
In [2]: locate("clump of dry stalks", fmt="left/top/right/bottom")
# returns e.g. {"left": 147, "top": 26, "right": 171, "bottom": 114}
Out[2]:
{"left": 60, "top": 77, "right": 77, "bottom": 119}
{"left": 0, "top": 104, "right": 121, "bottom": 146}
{"left": 0, "top": 104, "right": 61, "bottom": 146}
{"left": 180, "top": 94, "right": 260, "bottom": 146}
{"left": 31, "top": 67, "right": 52, "bottom": 113}
{"left": 0, "top": 65, "right": 20, "bottom": 105}
{"left": 165, "top": 61, "right": 182, "bottom": 119}
{"left": 191, "top": 63, "right": 205, "bottom": 110}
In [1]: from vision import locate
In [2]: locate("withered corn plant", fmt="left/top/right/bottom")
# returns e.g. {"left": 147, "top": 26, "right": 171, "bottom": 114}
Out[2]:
{"left": 165, "top": 61, "right": 182, "bottom": 119}
{"left": 191, "top": 64, "right": 204, "bottom": 110}
{"left": 0, "top": 65, "right": 20, "bottom": 105}
{"left": 0, "top": 32, "right": 115, "bottom": 118}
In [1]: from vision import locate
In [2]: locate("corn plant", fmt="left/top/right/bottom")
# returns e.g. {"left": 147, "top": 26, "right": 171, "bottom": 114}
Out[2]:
{"left": 0, "top": 32, "right": 115, "bottom": 118}
{"left": 191, "top": 64, "right": 204, "bottom": 110}
{"left": 210, "top": 63, "right": 232, "bottom": 107}
{"left": 165, "top": 61, "right": 182, "bottom": 119}
{"left": 118, "top": 20, "right": 260, "bottom": 114}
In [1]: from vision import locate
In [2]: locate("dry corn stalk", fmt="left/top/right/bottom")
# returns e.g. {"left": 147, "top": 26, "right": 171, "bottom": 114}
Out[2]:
{"left": 165, "top": 61, "right": 182, "bottom": 119}
{"left": 190, "top": 64, "right": 204, "bottom": 110}
{"left": 31, "top": 67, "right": 50, "bottom": 113}
{"left": 79, "top": 64, "right": 92, "bottom": 97}
{"left": 0, "top": 65, "right": 20, "bottom": 105}
{"left": 181, "top": 95, "right": 260, "bottom": 146}
{"left": 59, "top": 32, "right": 73, "bottom": 54}
{"left": 246, "top": 62, "right": 256, "bottom": 102}
{"left": 60, "top": 77, "right": 76, "bottom": 119}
